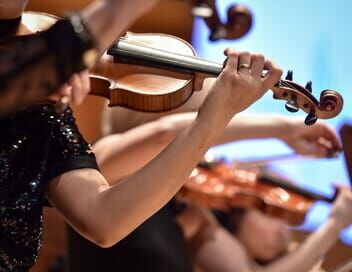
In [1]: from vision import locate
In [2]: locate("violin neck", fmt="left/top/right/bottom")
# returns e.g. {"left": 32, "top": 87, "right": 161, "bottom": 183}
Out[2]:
{"left": 259, "top": 172, "right": 334, "bottom": 203}
{"left": 108, "top": 39, "right": 223, "bottom": 77}
{"left": 108, "top": 39, "right": 283, "bottom": 89}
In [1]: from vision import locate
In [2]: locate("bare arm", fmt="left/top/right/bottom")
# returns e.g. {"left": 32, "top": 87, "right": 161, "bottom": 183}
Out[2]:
{"left": 93, "top": 113, "right": 289, "bottom": 182}
{"left": 81, "top": 0, "right": 158, "bottom": 51}
{"left": 94, "top": 111, "right": 340, "bottom": 182}
{"left": 45, "top": 51, "right": 282, "bottom": 247}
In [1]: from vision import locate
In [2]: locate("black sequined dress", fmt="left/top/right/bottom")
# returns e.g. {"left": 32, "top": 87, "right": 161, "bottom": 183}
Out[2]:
{"left": 0, "top": 105, "right": 98, "bottom": 271}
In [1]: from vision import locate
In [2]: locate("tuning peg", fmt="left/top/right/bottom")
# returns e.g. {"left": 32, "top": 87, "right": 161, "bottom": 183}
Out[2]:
{"left": 191, "top": 1, "right": 213, "bottom": 18}
{"left": 285, "top": 99, "right": 299, "bottom": 113}
{"left": 209, "top": 26, "right": 227, "bottom": 41}
{"left": 285, "top": 70, "right": 293, "bottom": 81}
{"left": 304, "top": 111, "right": 318, "bottom": 126}
{"left": 305, "top": 81, "right": 313, "bottom": 92}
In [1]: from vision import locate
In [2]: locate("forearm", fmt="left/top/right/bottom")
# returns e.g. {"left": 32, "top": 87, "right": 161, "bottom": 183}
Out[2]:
{"left": 94, "top": 112, "right": 292, "bottom": 182}
{"left": 91, "top": 109, "right": 235, "bottom": 246}
{"left": 161, "top": 112, "right": 292, "bottom": 145}
{"left": 259, "top": 218, "right": 342, "bottom": 272}
{"left": 82, "top": 0, "right": 156, "bottom": 51}
{"left": 93, "top": 120, "right": 176, "bottom": 182}
{"left": 216, "top": 113, "right": 292, "bottom": 145}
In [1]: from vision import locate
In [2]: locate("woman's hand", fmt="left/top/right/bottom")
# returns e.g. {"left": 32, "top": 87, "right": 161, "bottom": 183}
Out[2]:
{"left": 49, "top": 70, "right": 90, "bottom": 105}
{"left": 329, "top": 186, "right": 352, "bottom": 230}
{"left": 281, "top": 118, "right": 341, "bottom": 157}
{"left": 199, "top": 49, "right": 283, "bottom": 119}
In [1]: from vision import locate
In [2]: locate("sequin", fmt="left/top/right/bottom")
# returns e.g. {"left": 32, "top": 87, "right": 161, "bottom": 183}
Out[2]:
{"left": 0, "top": 105, "right": 97, "bottom": 271}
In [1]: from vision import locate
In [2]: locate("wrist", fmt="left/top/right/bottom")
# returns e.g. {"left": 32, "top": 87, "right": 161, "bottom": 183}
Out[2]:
{"left": 274, "top": 115, "right": 296, "bottom": 140}
{"left": 105, "top": 0, "right": 155, "bottom": 17}
{"left": 328, "top": 215, "right": 348, "bottom": 233}
{"left": 197, "top": 107, "right": 234, "bottom": 132}
{"left": 325, "top": 217, "right": 344, "bottom": 237}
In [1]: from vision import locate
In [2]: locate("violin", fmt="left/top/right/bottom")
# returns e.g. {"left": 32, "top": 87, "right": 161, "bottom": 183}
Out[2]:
{"left": 17, "top": 12, "right": 344, "bottom": 125}
{"left": 102, "top": 32, "right": 343, "bottom": 124}
{"left": 187, "top": 0, "right": 253, "bottom": 41}
{"left": 178, "top": 157, "right": 334, "bottom": 225}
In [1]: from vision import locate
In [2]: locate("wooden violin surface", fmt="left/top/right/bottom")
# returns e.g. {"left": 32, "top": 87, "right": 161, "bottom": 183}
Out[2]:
{"left": 180, "top": 160, "right": 333, "bottom": 225}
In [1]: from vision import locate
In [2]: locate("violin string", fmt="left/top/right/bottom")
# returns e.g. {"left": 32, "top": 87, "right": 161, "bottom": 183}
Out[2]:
{"left": 119, "top": 38, "right": 306, "bottom": 93}
{"left": 118, "top": 36, "right": 210, "bottom": 62}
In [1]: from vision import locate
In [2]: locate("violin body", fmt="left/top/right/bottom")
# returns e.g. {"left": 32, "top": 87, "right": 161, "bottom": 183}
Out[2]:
{"left": 17, "top": 12, "right": 202, "bottom": 112}
{"left": 90, "top": 33, "right": 199, "bottom": 112}
{"left": 179, "top": 160, "right": 332, "bottom": 225}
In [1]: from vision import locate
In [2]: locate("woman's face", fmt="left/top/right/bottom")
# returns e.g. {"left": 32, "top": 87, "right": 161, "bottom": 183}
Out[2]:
{"left": 234, "top": 209, "right": 291, "bottom": 262}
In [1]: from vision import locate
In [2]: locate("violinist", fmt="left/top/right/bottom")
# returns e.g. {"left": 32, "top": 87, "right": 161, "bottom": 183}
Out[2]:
{"left": 67, "top": 75, "right": 341, "bottom": 272}
{"left": 212, "top": 208, "right": 292, "bottom": 263}
{"left": 0, "top": 0, "right": 287, "bottom": 270}
{"left": 0, "top": 0, "right": 158, "bottom": 117}
{"left": 178, "top": 193, "right": 352, "bottom": 272}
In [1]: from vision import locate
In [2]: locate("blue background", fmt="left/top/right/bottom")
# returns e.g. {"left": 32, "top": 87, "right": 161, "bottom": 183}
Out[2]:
{"left": 192, "top": 0, "right": 352, "bottom": 244}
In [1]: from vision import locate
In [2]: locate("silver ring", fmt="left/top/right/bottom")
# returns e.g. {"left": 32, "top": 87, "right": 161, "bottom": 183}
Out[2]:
{"left": 238, "top": 63, "right": 251, "bottom": 70}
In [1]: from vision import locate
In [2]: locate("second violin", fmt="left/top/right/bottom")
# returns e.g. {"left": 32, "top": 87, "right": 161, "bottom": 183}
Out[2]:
{"left": 178, "top": 158, "right": 334, "bottom": 225}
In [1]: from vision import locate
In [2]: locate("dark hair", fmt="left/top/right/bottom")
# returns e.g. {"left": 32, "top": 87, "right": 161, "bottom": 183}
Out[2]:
{"left": 0, "top": 17, "right": 21, "bottom": 38}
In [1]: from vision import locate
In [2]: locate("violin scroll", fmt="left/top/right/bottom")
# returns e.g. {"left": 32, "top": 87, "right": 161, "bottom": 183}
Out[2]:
{"left": 189, "top": 0, "right": 253, "bottom": 41}
{"left": 319, "top": 90, "right": 343, "bottom": 116}
{"left": 271, "top": 70, "right": 344, "bottom": 126}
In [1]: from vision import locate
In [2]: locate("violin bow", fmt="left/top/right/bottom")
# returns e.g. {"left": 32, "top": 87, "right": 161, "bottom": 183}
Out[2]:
{"left": 340, "top": 123, "right": 352, "bottom": 186}
{"left": 233, "top": 152, "right": 338, "bottom": 168}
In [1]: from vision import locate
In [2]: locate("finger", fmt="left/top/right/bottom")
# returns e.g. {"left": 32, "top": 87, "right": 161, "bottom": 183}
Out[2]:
{"left": 318, "top": 123, "right": 342, "bottom": 151}
{"left": 80, "top": 70, "right": 91, "bottom": 96}
{"left": 310, "top": 142, "right": 332, "bottom": 157}
{"left": 223, "top": 48, "right": 239, "bottom": 74}
{"left": 250, "top": 53, "right": 265, "bottom": 77}
{"left": 48, "top": 84, "right": 72, "bottom": 102}
{"left": 292, "top": 140, "right": 327, "bottom": 157}
{"left": 334, "top": 185, "right": 351, "bottom": 200}
{"left": 262, "top": 59, "right": 283, "bottom": 90}
{"left": 70, "top": 74, "right": 83, "bottom": 105}
{"left": 314, "top": 137, "right": 338, "bottom": 157}
{"left": 58, "top": 84, "right": 72, "bottom": 97}
{"left": 306, "top": 123, "right": 342, "bottom": 155}
{"left": 238, "top": 51, "right": 251, "bottom": 74}
{"left": 332, "top": 183, "right": 349, "bottom": 193}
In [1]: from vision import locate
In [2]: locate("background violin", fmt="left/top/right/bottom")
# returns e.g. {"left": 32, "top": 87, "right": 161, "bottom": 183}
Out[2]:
{"left": 179, "top": 157, "right": 334, "bottom": 225}
{"left": 27, "top": 0, "right": 254, "bottom": 42}
{"left": 188, "top": 0, "right": 253, "bottom": 41}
